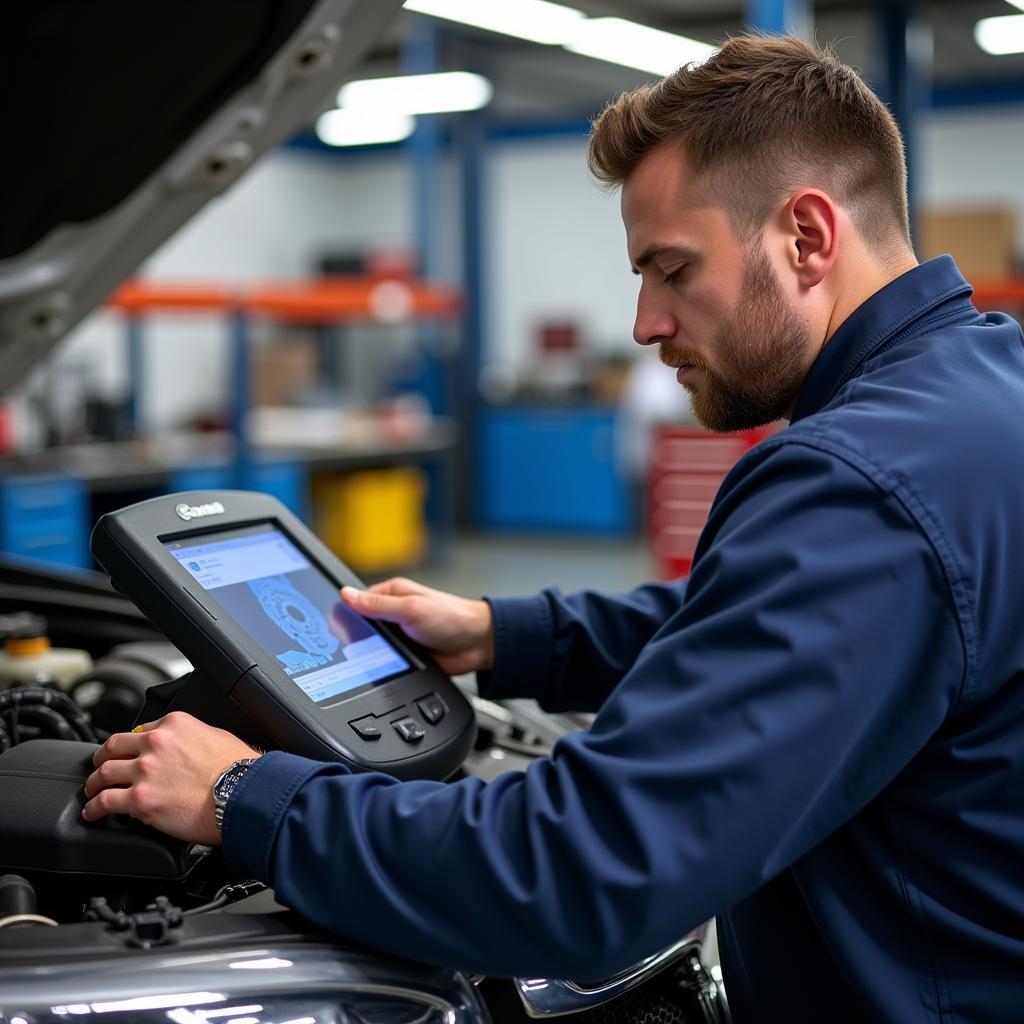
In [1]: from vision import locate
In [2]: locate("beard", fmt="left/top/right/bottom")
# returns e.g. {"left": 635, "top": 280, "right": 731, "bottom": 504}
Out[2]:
{"left": 660, "top": 240, "right": 810, "bottom": 433}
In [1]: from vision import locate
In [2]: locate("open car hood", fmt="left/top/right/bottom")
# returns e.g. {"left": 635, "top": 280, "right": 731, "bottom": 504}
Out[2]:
{"left": 0, "top": 1, "right": 404, "bottom": 397}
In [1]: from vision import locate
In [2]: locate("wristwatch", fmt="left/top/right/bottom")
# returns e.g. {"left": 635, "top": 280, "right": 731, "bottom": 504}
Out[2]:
{"left": 212, "top": 758, "right": 256, "bottom": 833}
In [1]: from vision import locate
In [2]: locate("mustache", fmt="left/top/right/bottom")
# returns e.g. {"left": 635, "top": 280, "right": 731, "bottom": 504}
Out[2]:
{"left": 659, "top": 346, "right": 709, "bottom": 371}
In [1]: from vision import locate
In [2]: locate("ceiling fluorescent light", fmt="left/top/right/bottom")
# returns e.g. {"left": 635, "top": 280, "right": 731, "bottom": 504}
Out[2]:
{"left": 975, "top": 14, "right": 1024, "bottom": 54}
{"left": 403, "top": 0, "right": 584, "bottom": 46}
{"left": 565, "top": 17, "right": 715, "bottom": 75}
{"left": 315, "top": 109, "right": 416, "bottom": 147}
{"left": 339, "top": 71, "right": 493, "bottom": 115}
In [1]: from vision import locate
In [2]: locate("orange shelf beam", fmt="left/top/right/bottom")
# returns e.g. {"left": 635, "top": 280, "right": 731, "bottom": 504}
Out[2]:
{"left": 970, "top": 279, "right": 1024, "bottom": 308}
{"left": 246, "top": 279, "right": 461, "bottom": 321}
{"left": 107, "top": 277, "right": 462, "bottom": 321}
{"left": 109, "top": 282, "right": 237, "bottom": 312}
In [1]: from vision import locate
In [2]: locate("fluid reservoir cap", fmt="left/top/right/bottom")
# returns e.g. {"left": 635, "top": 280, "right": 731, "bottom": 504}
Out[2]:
{"left": 0, "top": 612, "right": 48, "bottom": 642}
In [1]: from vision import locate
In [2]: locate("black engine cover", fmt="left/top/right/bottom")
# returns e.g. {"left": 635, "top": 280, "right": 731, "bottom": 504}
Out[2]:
{"left": 0, "top": 740, "right": 190, "bottom": 880}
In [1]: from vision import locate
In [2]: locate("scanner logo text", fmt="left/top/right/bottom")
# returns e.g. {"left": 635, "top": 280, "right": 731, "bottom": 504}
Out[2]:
{"left": 175, "top": 501, "right": 226, "bottom": 522}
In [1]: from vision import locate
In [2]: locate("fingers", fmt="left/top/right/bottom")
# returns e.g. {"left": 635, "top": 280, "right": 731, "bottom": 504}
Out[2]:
{"left": 84, "top": 757, "right": 138, "bottom": 798}
{"left": 367, "top": 577, "right": 426, "bottom": 597}
{"left": 82, "top": 787, "right": 137, "bottom": 822}
{"left": 82, "top": 756, "right": 142, "bottom": 823}
{"left": 92, "top": 729, "right": 148, "bottom": 767}
{"left": 92, "top": 714, "right": 177, "bottom": 771}
{"left": 341, "top": 586, "right": 421, "bottom": 624}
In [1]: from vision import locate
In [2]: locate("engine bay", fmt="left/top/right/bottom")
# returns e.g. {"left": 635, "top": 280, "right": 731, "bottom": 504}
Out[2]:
{"left": 0, "top": 554, "right": 560, "bottom": 932}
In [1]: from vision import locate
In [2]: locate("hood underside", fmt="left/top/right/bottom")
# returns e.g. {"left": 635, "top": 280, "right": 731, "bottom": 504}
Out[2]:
{"left": 0, "top": 0, "right": 404, "bottom": 395}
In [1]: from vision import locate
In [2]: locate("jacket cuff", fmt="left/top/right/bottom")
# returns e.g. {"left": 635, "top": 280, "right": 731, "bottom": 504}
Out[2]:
{"left": 222, "top": 749, "right": 340, "bottom": 879}
{"left": 477, "top": 593, "right": 554, "bottom": 701}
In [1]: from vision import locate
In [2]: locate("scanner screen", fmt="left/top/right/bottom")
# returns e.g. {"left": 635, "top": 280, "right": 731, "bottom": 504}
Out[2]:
{"left": 166, "top": 525, "right": 411, "bottom": 703}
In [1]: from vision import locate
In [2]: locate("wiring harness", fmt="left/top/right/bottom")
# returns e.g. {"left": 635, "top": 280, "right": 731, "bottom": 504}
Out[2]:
{"left": 0, "top": 686, "right": 97, "bottom": 750}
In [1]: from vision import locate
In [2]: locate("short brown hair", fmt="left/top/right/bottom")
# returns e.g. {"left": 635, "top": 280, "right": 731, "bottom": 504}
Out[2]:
{"left": 588, "top": 35, "right": 911, "bottom": 258}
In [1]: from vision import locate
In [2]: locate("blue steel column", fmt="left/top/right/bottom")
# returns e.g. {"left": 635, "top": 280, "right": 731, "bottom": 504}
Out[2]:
{"left": 456, "top": 106, "right": 487, "bottom": 528}
{"left": 402, "top": 19, "right": 452, "bottom": 542}
{"left": 876, "top": 1, "right": 928, "bottom": 247}
{"left": 402, "top": 20, "right": 447, "bottom": 417}
{"left": 745, "top": 0, "right": 811, "bottom": 36}
{"left": 126, "top": 313, "right": 144, "bottom": 435}
{"left": 230, "top": 307, "right": 252, "bottom": 488}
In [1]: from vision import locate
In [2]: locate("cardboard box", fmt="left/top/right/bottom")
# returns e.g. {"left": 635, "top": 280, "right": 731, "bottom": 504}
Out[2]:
{"left": 252, "top": 337, "right": 318, "bottom": 407}
{"left": 919, "top": 207, "right": 1018, "bottom": 280}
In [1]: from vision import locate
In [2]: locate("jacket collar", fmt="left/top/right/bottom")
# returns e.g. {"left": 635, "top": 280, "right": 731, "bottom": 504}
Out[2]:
{"left": 789, "top": 255, "right": 975, "bottom": 424}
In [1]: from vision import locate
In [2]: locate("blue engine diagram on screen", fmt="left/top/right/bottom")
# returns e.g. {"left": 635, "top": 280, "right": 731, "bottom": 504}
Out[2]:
{"left": 169, "top": 526, "right": 412, "bottom": 701}
{"left": 248, "top": 574, "right": 340, "bottom": 675}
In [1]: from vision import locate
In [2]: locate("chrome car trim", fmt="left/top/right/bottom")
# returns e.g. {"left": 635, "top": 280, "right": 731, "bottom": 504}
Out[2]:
{"left": 514, "top": 928, "right": 706, "bottom": 1018}
{"left": 0, "top": 942, "right": 486, "bottom": 1024}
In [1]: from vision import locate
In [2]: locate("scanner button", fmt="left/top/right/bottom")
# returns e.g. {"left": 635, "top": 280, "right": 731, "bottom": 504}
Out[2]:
{"left": 393, "top": 717, "right": 426, "bottom": 743}
{"left": 416, "top": 695, "right": 446, "bottom": 725}
{"left": 350, "top": 716, "right": 382, "bottom": 741}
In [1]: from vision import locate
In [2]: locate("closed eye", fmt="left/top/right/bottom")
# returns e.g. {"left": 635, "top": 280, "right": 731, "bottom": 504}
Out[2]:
{"left": 662, "top": 265, "right": 687, "bottom": 285}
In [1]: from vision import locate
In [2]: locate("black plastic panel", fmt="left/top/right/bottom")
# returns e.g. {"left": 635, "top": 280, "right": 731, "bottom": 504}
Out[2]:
{"left": 0, "top": 740, "right": 190, "bottom": 879}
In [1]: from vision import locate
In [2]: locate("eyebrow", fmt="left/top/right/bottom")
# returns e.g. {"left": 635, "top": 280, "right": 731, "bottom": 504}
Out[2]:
{"left": 630, "top": 244, "right": 699, "bottom": 275}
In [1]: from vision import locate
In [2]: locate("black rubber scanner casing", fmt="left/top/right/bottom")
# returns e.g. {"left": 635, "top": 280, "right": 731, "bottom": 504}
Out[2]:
{"left": 90, "top": 491, "right": 476, "bottom": 781}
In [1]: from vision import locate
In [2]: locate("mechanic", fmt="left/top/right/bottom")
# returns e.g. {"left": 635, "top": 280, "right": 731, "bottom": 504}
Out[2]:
{"left": 82, "top": 36, "right": 1024, "bottom": 1022}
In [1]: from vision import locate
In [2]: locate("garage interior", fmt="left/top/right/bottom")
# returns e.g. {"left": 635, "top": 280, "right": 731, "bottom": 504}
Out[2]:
{"left": 1, "top": 0, "right": 1020, "bottom": 600}
{"left": 0, "top": 3, "right": 1023, "bottom": 1014}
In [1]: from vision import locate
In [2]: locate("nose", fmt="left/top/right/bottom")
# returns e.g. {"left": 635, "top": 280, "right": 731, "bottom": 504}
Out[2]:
{"left": 633, "top": 285, "right": 676, "bottom": 347}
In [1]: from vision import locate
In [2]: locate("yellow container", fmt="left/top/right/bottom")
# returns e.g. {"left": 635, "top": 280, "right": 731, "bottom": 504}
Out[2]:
{"left": 314, "top": 468, "right": 427, "bottom": 574}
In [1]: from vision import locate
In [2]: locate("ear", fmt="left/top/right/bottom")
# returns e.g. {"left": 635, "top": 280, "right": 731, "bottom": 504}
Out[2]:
{"left": 781, "top": 189, "right": 838, "bottom": 288}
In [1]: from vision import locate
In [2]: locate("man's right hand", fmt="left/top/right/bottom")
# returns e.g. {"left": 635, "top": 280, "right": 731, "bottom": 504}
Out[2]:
{"left": 341, "top": 578, "right": 495, "bottom": 676}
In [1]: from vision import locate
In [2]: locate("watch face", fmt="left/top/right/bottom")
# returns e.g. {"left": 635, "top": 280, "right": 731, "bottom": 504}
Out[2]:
{"left": 215, "top": 761, "right": 252, "bottom": 801}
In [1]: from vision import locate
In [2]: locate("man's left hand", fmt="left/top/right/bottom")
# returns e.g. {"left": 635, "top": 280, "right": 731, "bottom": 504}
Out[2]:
{"left": 82, "top": 711, "right": 261, "bottom": 845}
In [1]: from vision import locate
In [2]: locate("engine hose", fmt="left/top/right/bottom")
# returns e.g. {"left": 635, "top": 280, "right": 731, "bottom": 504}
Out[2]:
{"left": 0, "top": 875, "right": 57, "bottom": 929}
{"left": 0, "top": 874, "right": 35, "bottom": 916}
{"left": 11, "top": 705, "right": 78, "bottom": 741}
{"left": 0, "top": 687, "right": 97, "bottom": 744}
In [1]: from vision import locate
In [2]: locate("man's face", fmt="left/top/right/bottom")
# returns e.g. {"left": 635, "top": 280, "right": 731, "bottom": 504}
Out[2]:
{"left": 622, "top": 142, "right": 811, "bottom": 432}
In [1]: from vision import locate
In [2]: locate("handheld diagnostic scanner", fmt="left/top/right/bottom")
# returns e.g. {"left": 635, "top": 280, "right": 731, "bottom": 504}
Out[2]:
{"left": 90, "top": 491, "right": 476, "bottom": 780}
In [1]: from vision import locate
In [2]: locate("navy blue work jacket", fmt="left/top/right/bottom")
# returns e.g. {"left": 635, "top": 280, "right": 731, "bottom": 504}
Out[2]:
{"left": 225, "top": 256, "right": 1024, "bottom": 1022}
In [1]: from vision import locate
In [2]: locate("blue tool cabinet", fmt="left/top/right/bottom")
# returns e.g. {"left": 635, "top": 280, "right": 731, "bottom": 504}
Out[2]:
{"left": 0, "top": 475, "right": 89, "bottom": 569}
{"left": 479, "top": 406, "right": 633, "bottom": 535}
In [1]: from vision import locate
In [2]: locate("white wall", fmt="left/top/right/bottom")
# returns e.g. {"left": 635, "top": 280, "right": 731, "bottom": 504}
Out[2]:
{"left": 59, "top": 150, "right": 418, "bottom": 428}
{"left": 487, "top": 138, "right": 636, "bottom": 374}
{"left": 918, "top": 104, "right": 1024, "bottom": 234}
{"left": 52, "top": 102, "right": 1024, "bottom": 427}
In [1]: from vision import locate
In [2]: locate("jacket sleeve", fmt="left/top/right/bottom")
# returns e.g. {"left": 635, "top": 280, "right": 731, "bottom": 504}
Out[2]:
{"left": 223, "top": 441, "right": 967, "bottom": 983}
{"left": 477, "top": 579, "right": 688, "bottom": 712}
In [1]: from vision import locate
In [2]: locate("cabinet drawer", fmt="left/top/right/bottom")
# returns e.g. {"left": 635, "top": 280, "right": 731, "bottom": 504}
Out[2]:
{"left": 0, "top": 476, "right": 88, "bottom": 569}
